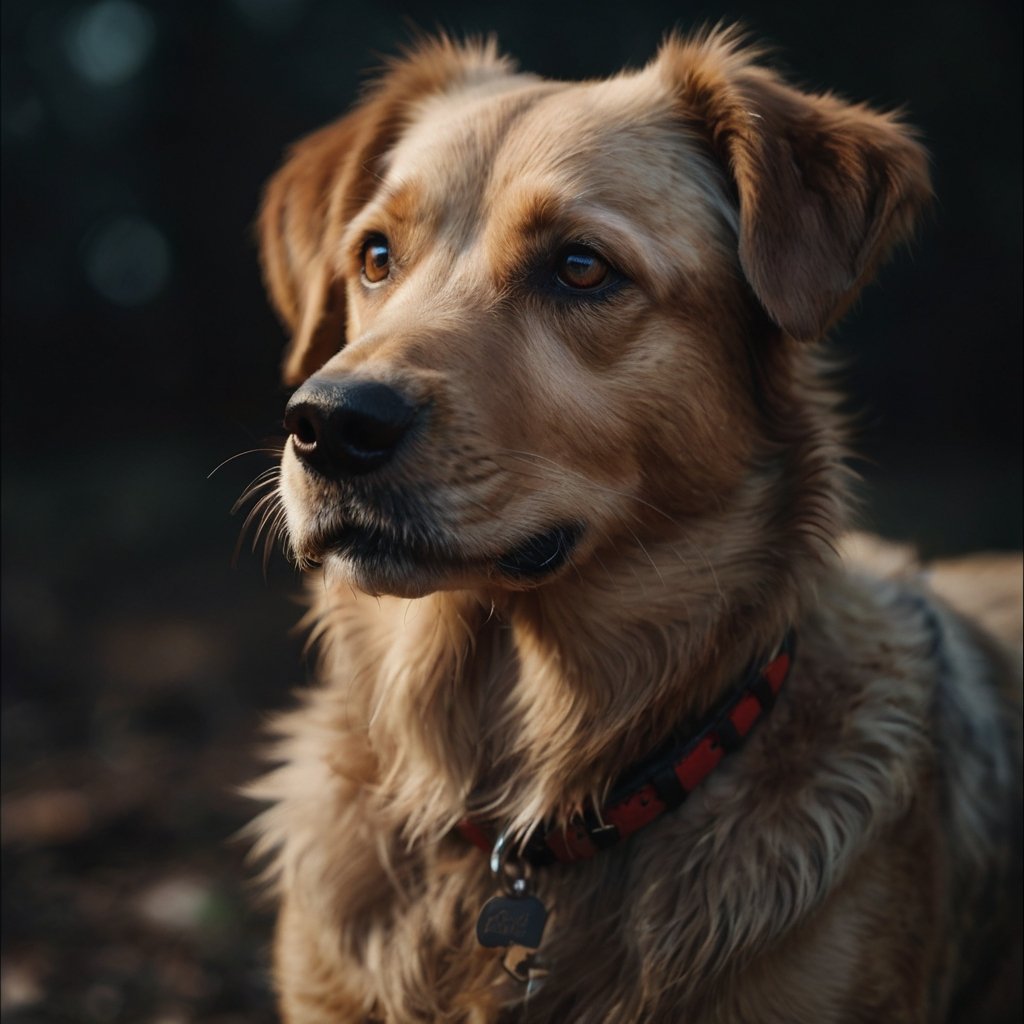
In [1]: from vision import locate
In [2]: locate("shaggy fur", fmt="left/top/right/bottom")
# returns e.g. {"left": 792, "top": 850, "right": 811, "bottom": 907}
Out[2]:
{"left": 247, "top": 29, "right": 1022, "bottom": 1023}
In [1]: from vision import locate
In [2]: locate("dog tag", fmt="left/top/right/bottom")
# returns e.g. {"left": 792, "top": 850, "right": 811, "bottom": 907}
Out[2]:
{"left": 502, "top": 943, "right": 549, "bottom": 984}
{"left": 476, "top": 825, "right": 550, "bottom": 985}
{"left": 475, "top": 892, "right": 547, "bottom": 949}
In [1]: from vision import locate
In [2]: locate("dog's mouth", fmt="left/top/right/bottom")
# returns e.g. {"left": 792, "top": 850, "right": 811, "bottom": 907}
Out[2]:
{"left": 494, "top": 523, "right": 582, "bottom": 578}
{"left": 310, "top": 517, "right": 583, "bottom": 590}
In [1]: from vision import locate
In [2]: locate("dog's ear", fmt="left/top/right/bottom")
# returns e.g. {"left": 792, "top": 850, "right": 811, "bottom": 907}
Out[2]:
{"left": 659, "top": 31, "right": 932, "bottom": 340}
{"left": 259, "top": 115, "right": 360, "bottom": 387}
{"left": 258, "top": 38, "right": 515, "bottom": 386}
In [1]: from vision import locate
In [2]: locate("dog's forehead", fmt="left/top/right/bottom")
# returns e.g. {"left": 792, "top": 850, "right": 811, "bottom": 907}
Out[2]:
{"left": 381, "top": 70, "right": 733, "bottom": 244}
{"left": 383, "top": 77, "right": 555, "bottom": 196}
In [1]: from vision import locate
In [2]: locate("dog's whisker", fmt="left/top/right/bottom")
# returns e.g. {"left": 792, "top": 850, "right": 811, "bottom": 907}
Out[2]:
{"left": 232, "top": 470, "right": 281, "bottom": 516}
{"left": 261, "top": 506, "right": 289, "bottom": 576}
{"left": 233, "top": 480, "right": 277, "bottom": 518}
{"left": 207, "top": 446, "right": 284, "bottom": 479}
{"left": 253, "top": 497, "right": 280, "bottom": 549}
{"left": 231, "top": 477, "right": 287, "bottom": 568}
{"left": 244, "top": 492, "right": 281, "bottom": 549}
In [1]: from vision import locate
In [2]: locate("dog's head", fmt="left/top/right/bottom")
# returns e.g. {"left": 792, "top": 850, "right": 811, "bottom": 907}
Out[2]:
{"left": 259, "top": 31, "right": 930, "bottom": 599}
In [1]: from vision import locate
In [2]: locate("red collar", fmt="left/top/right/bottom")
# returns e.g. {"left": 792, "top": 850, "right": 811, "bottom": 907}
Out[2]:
{"left": 457, "top": 633, "right": 795, "bottom": 866}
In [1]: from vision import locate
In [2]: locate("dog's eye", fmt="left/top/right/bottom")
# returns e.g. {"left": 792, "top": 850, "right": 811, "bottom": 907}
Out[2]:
{"left": 361, "top": 235, "right": 391, "bottom": 284}
{"left": 555, "top": 246, "right": 611, "bottom": 291}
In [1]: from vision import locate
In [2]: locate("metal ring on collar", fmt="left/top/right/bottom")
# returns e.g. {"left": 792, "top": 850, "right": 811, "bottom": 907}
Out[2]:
{"left": 490, "top": 826, "right": 530, "bottom": 896}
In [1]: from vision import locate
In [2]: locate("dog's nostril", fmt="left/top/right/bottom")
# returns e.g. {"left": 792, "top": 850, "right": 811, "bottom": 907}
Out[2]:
{"left": 292, "top": 415, "right": 317, "bottom": 447}
{"left": 283, "top": 401, "right": 322, "bottom": 450}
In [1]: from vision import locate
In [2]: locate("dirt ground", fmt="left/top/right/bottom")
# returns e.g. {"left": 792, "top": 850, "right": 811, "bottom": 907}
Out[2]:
{"left": 2, "top": 446, "right": 296, "bottom": 1023}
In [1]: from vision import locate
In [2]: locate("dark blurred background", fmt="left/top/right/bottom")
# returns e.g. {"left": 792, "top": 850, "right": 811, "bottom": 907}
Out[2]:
{"left": 1, "top": 1, "right": 1020, "bottom": 1020}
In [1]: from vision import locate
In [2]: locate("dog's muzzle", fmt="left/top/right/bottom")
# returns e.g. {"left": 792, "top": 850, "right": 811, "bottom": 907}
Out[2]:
{"left": 282, "top": 373, "right": 583, "bottom": 588}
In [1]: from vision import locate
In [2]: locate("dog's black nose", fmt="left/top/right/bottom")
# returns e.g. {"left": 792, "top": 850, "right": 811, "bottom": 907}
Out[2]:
{"left": 284, "top": 378, "right": 417, "bottom": 476}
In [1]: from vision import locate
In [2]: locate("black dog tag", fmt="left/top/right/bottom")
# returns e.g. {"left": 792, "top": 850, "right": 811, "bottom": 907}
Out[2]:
{"left": 475, "top": 893, "right": 548, "bottom": 949}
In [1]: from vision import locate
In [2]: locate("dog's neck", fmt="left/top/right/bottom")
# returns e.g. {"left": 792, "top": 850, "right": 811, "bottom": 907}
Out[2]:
{"left": 343, "top": 483, "right": 829, "bottom": 845}
{"left": 492, "top": 525, "right": 807, "bottom": 824}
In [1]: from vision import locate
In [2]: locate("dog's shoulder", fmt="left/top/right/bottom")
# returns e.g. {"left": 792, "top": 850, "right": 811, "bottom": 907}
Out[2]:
{"left": 832, "top": 535, "right": 1022, "bottom": 956}
{"left": 836, "top": 532, "right": 1021, "bottom": 758}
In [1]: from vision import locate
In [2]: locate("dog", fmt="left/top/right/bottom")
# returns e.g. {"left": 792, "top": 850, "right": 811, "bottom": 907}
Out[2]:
{"left": 247, "top": 29, "right": 1022, "bottom": 1023}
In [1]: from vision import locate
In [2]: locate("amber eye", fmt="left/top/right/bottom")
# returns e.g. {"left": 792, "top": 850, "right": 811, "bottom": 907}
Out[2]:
{"left": 361, "top": 235, "right": 391, "bottom": 284}
{"left": 555, "top": 246, "right": 611, "bottom": 291}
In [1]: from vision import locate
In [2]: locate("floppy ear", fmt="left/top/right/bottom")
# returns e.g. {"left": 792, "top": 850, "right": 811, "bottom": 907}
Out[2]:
{"left": 659, "top": 31, "right": 932, "bottom": 340}
{"left": 258, "top": 37, "right": 515, "bottom": 386}
{"left": 259, "top": 115, "right": 363, "bottom": 387}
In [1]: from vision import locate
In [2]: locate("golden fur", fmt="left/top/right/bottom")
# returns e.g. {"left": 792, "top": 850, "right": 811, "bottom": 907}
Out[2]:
{"left": 248, "top": 29, "right": 1022, "bottom": 1022}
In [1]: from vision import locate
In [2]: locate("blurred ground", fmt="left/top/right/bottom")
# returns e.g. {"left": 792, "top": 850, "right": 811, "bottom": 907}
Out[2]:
{"left": 2, "top": 441, "right": 293, "bottom": 1022}
{"left": 1, "top": 1, "right": 1020, "bottom": 1021}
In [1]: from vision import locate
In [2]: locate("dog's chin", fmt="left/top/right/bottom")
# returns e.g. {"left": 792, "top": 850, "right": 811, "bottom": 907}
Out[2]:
{"left": 300, "top": 522, "right": 584, "bottom": 598}
{"left": 322, "top": 548, "right": 451, "bottom": 599}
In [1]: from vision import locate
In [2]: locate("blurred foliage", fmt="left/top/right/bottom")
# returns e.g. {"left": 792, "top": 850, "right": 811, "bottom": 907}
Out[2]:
{"left": 1, "top": 0, "right": 1020, "bottom": 1019}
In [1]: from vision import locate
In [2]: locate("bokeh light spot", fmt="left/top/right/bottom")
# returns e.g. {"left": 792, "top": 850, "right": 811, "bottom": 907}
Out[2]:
{"left": 85, "top": 216, "right": 171, "bottom": 307}
{"left": 66, "top": 1, "right": 156, "bottom": 86}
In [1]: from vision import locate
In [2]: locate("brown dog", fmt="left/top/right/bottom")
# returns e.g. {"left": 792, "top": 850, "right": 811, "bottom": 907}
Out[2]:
{"left": 248, "top": 29, "right": 1022, "bottom": 1022}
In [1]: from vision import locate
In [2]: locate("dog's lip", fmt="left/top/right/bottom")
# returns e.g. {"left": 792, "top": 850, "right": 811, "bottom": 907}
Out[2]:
{"left": 310, "top": 519, "right": 583, "bottom": 581}
{"left": 315, "top": 520, "right": 435, "bottom": 564}
{"left": 494, "top": 523, "right": 583, "bottom": 578}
